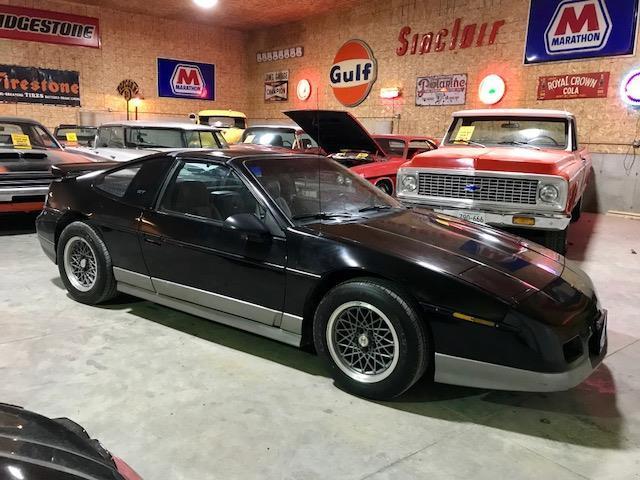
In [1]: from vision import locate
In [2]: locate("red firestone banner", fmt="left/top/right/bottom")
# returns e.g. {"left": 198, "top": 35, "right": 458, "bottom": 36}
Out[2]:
{"left": 0, "top": 5, "right": 100, "bottom": 48}
{"left": 537, "top": 72, "right": 610, "bottom": 100}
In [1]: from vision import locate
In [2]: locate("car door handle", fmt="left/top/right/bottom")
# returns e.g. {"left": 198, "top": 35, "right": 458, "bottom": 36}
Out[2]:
{"left": 143, "top": 235, "right": 162, "bottom": 246}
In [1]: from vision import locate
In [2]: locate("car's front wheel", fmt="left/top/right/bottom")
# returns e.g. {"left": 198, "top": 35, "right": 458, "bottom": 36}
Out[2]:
{"left": 57, "top": 221, "right": 117, "bottom": 305}
{"left": 313, "top": 278, "right": 430, "bottom": 400}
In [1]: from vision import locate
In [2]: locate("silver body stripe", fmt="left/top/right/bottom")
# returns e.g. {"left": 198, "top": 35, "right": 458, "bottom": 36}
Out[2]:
{"left": 286, "top": 267, "right": 321, "bottom": 279}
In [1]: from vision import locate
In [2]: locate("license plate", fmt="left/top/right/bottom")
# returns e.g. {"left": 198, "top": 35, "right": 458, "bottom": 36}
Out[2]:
{"left": 444, "top": 211, "right": 486, "bottom": 224}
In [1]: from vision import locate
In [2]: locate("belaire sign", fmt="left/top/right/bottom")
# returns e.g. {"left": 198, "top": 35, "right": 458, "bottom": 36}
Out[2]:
{"left": 0, "top": 5, "right": 100, "bottom": 48}
{"left": 396, "top": 17, "right": 506, "bottom": 56}
{"left": 537, "top": 72, "right": 609, "bottom": 100}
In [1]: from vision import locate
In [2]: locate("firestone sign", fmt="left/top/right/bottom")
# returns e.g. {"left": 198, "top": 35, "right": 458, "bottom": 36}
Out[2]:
{"left": 157, "top": 58, "right": 215, "bottom": 101}
{"left": 526, "top": 0, "right": 639, "bottom": 64}
{"left": 330, "top": 40, "right": 377, "bottom": 107}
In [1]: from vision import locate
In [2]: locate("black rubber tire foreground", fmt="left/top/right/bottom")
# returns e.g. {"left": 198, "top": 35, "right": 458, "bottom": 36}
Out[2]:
{"left": 313, "top": 278, "right": 430, "bottom": 400}
{"left": 57, "top": 221, "right": 118, "bottom": 305}
{"left": 543, "top": 228, "right": 568, "bottom": 255}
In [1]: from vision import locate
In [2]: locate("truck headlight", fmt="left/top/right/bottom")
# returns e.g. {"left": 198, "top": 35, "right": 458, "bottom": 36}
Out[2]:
{"left": 539, "top": 184, "right": 559, "bottom": 203}
{"left": 401, "top": 175, "right": 417, "bottom": 192}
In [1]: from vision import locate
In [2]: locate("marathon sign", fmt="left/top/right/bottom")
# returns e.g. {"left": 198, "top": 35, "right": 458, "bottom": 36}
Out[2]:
{"left": 525, "top": 0, "right": 639, "bottom": 64}
{"left": 157, "top": 58, "right": 215, "bottom": 101}
{"left": 537, "top": 72, "right": 609, "bottom": 100}
{"left": 0, "top": 65, "right": 81, "bottom": 106}
{"left": 0, "top": 5, "right": 99, "bottom": 48}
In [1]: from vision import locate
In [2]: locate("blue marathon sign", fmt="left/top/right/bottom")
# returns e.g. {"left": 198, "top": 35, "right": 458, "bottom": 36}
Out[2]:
{"left": 157, "top": 58, "right": 215, "bottom": 100}
{"left": 525, "top": 0, "right": 639, "bottom": 64}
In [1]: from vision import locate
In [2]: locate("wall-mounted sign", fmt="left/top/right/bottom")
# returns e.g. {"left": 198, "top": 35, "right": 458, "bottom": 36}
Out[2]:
{"left": 257, "top": 47, "right": 304, "bottom": 63}
{"left": 0, "top": 5, "right": 100, "bottom": 48}
{"left": 330, "top": 39, "right": 377, "bottom": 108}
{"left": 525, "top": 0, "right": 639, "bottom": 64}
{"left": 157, "top": 58, "right": 215, "bottom": 100}
{"left": 0, "top": 65, "right": 80, "bottom": 106}
{"left": 396, "top": 18, "right": 506, "bottom": 56}
{"left": 416, "top": 74, "right": 467, "bottom": 106}
{"left": 296, "top": 79, "right": 311, "bottom": 101}
{"left": 116, "top": 79, "right": 139, "bottom": 101}
{"left": 264, "top": 70, "right": 288, "bottom": 102}
{"left": 537, "top": 72, "right": 609, "bottom": 100}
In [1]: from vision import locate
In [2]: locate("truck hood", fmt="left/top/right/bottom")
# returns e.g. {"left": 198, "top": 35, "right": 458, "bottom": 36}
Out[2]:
{"left": 408, "top": 145, "right": 574, "bottom": 176}
{"left": 0, "top": 148, "right": 98, "bottom": 173}
{"left": 314, "top": 208, "right": 565, "bottom": 303}
{"left": 284, "top": 110, "right": 385, "bottom": 157}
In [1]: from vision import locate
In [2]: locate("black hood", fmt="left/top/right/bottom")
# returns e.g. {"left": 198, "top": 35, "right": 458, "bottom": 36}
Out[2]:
{"left": 0, "top": 403, "right": 126, "bottom": 479}
{"left": 0, "top": 148, "right": 97, "bottom": 173}
{"left": 284, "top": 110, "right": 385, "bottom": 156}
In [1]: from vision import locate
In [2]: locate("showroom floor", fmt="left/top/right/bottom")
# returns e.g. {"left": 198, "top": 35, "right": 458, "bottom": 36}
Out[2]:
{"left": 1, "top": 212, "right": 639, "bottom": 480}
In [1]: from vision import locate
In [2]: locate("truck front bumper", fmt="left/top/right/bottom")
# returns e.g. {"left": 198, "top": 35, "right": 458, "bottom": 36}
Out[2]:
{"left": 416, "top": 204, "right": 571, "bottom": 231}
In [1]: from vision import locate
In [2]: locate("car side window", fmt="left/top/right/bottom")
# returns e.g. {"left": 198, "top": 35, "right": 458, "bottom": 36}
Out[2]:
{"left": 95, "top": 156, "right": 175, "bottom": 207}
{"left": 160, "top": 161, "right": 265, "bottom": 222}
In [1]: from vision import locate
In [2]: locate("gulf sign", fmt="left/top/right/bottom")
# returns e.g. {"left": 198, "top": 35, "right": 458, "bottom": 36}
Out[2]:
{"left": 525, "top": 0, "right": 639, "bottom": 64}
{"left": 330, "top": 40, "right": 377, "bottom": 107}
{"left": 157, "top": 58, "right": 215, "bottom": 101}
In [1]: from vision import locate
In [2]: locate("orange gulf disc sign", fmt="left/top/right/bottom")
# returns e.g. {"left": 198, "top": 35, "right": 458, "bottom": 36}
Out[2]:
{"left": 330, "top": 39, "right": 377, "bottom": 107}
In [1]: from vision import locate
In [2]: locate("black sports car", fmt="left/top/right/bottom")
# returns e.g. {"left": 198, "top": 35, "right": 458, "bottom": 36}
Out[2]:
{"left": 36, "top": 150, "right": 607, "bottom": 399}
{"left": 0, "top": 402, "right": 141, "bottom": 479}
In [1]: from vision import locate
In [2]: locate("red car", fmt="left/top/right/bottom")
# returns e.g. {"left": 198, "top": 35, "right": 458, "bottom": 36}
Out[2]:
{"left": 285, "top": 110, "right": 437, "bottom": 195}
{"left": 0, "top": 117, "right": 102, "bottom": 214}
{"left": 397, "top": 109, "right": 591, "bottom": 253}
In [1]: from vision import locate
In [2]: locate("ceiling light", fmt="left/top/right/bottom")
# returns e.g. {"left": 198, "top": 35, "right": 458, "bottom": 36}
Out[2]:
{"left": 193, "top": 0, "right": 218, "bottom": 8}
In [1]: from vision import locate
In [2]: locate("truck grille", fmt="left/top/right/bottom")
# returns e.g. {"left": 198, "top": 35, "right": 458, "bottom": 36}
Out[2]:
{"left": 417, "top": 172, "right": 539, "bottom": 205}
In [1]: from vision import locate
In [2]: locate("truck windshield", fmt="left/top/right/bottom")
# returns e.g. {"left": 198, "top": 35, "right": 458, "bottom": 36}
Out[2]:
{"left": 445, "top": 116, "right": 569, "bottom": 150}
{"left": 201, "top": 116, "right": 246, "bottom": 129}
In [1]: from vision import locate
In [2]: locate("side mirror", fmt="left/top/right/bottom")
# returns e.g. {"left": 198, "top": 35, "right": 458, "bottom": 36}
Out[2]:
{"left": 223, "top": 213, "right": 270, "bottom": 242}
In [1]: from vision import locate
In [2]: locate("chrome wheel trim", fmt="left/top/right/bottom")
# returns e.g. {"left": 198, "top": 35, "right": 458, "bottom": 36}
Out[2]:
{"left": 63, "top": 236, "right": 98, "bottom": 293}
{"left": 326, "top": 301, "right": 400, "bottom": 384}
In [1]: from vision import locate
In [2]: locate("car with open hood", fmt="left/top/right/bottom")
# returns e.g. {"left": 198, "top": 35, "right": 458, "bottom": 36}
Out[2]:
{"left": 0, "top": 402, "right": 142, "bottom": 479}
{"left": 397, "top": 109, "right": 591, "bottom": 253}
{"left": 284, "top": 110, "right": 437, "bottom": 195}
{"left": 36, "top": 149, "right": 607, "bottom": 400}
{"left": 70, "top": 121, "right": 228, "bottom": 162}
{"left": 0, "top": 117, "right": 103, "bottom": 214}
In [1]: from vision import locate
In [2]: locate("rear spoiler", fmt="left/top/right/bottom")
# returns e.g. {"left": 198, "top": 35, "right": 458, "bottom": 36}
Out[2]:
{"left": 51, "top": 161, "right": 119, "bottom": 178}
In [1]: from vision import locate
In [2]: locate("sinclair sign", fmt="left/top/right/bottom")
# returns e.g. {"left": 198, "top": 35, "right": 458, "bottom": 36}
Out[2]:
{"left": 157, "top": 57, "right": 215, "bottom": 100}
{"left": 525, "top": 0, "right": 639, "bottom": 64}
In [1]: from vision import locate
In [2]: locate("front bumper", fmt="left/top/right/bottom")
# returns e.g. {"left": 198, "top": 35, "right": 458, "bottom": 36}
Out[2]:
{"left": 405, "top": 202, "right": 571, "bottom": 231}
{"left": 36, "top": 208, "right": 60, "bottom": 263}
{"left": 0, "top": 185, "right": 50, "bottom": 202}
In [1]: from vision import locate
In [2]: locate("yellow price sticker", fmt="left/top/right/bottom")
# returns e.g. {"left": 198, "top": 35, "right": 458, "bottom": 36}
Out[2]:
{"left": 356, "top": 152, "right": 369, "bottom": 159}
{"left": 65, "top": 132, "right": 78, "bottom": 142}
{"left": 11, "top": 133, "right": 32, "bottom": 149}
{"left": 455, "top": 126, "right": 475, "bottom": 143}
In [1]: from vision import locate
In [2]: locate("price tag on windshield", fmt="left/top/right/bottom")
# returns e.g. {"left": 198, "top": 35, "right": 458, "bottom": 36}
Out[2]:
{"left": 66, "top": 132, "right": 78, "bottom": 142}
{"left": 356, "top": 152, "right": 369, "bottom": 159}
{"left": 11, "top": 133, "right": 31, "bottom": 149}
{"left": 454, "top": 126, "right": 475, "bottom": 143}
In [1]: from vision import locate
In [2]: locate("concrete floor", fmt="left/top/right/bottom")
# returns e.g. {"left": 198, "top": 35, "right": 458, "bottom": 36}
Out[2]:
{"left": 0, "top": 212, "right": 639, "bottom": 480}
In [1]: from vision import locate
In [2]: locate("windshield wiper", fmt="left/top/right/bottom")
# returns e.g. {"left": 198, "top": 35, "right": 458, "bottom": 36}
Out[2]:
{"left": 498, "top": 141, "right": 541, "bottom": 150}
{"left": 453, "top": 139, "right": 486, "bottom": 148}
{"left": 358, "top": 205, "right": 393, "bottom": 213}
{"left": 292, "top": 212, "right": 354, "bottom": 221}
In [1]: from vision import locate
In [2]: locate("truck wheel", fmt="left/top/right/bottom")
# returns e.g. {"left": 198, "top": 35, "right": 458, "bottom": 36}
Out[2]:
{"left": 313, "top": 278, "right": 430, "bottom": 400}
{"left": 570, "top": 197, "right": 582, "bottom": 223}
{"left": 57, "top": 221, "right": 118, "bottom": 305}
{"left": 543, "top": 228, "right": 568, "bottom": 255}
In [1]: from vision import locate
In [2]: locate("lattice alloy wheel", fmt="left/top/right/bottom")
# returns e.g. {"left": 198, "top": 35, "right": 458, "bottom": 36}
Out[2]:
{"left": 63, "top": 236, "right": 99, "bottom": 292}
{"left": 326, "top": 301, "right": 400, "bottom": 383}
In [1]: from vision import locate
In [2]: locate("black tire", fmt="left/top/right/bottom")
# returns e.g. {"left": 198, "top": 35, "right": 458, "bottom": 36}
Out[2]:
{"left": 570, "top": 197, "right": 582, "bottom": 223}
{"left": 313, "top": 278, "right": 430, "bottom": 400}
{"left": 375, "top": 179, "right": 394, "bottom": 196}
{"left": 57, "top": 221, "right": 117, "bottom": 305}
{"left": 543, "top": 228, "right": 568, "bottom": 255}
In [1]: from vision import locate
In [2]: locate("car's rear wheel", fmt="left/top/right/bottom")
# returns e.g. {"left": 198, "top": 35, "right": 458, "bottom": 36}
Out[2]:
{"left": 543, "top": 228, "right": 568, "bottom": 255}
{"left": 375, "top": 179, "right": 394, "bottom": 196}
{"left": 57, "top": 221, "right": 117, "bottom": 305}
{"left": 313, "top": 278, "right": 429, "bottom": 400}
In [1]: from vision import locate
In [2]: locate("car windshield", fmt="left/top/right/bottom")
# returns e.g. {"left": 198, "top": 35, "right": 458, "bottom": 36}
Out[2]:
{"left": 184, "top": 130, "right": 228, "bottom": 148}
{"left": 0, "top": 122, "right": 60, "bottom": 149}
{"left": 374, "top": 137, "right": 406, "bottom": 156}
{"left": 125, "top": 128, "right": 188, "bottom": 148}
{"left": 201, "top": 116, "right": 246, "bottom": 129}
{"left": 244, "top": 156, "right": 402, "bottom": 225}
{"left": 55, "top": 127, "right": 97, "bottom": 141}
{"left": 445, "top": 116, "right": 569, "bottom": 150}
{"left": 243, "top": 128, "right": 297, "bottom": 147}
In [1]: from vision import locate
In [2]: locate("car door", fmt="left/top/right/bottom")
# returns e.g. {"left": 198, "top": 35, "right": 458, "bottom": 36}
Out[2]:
{"left": 91, "top": 155, "right": 176, "bottom": 279}
{"left": 139, "top": 158, "right": 287, "bottom": 326}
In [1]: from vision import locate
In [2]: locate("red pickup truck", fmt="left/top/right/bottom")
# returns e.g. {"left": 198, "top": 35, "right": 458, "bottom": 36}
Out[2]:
{"left": 397, "top": 109, "right": 591, "bottom": 253}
